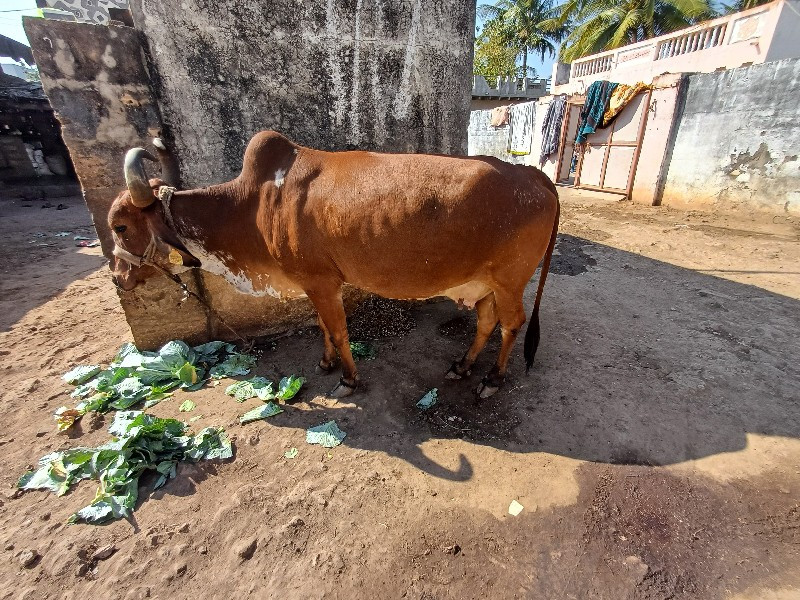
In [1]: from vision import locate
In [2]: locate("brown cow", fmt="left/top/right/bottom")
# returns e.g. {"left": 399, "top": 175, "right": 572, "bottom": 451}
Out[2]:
{"left": 109, "top": 131, "right": 559, "bottom": 398}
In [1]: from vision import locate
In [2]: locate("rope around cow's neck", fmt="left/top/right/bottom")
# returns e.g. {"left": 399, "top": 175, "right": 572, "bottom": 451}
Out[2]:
{"left": 153, "top": 185, "right": 253, "bottom": 350}
{"left": 152, "top": 262, "right": 253, "bottom": 350}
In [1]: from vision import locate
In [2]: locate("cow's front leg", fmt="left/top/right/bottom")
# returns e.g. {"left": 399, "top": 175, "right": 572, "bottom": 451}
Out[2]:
{"left": 307, "top": 286, "right": 359, "bottom": 398}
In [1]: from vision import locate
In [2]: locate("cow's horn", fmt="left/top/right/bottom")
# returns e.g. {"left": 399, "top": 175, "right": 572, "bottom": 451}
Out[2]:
{"left": 152, "top": 137, "right": 180, "bottom": 188}
{"left": 124, "top": 147, "right": 157, "bottom": 208}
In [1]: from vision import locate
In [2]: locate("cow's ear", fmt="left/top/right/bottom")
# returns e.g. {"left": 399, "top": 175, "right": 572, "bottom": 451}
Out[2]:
{"left": 166, "top": 244, "right": 201, "bottom": 268}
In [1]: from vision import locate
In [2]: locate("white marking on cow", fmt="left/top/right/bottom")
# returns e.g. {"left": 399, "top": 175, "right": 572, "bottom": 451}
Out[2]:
{"left": 274, "top": 168, "right": 287, "bottom": 188}
{"left": 178, "top": 228, "right": 307, "bottom": 300}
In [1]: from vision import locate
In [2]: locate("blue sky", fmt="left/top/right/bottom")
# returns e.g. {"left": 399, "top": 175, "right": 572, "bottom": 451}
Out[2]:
{"left": 0, "top": 1, "right": 38, "bottom": 45}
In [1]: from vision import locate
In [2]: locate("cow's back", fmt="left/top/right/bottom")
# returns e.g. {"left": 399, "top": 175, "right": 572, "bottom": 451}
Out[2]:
{"left": 270, "top": 144, "right": 558, "bottom": 298}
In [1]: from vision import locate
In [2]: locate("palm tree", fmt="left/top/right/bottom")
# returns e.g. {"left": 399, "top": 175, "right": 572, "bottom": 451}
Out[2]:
{"left": 722, "top": 0, "right": 770, "bottom": 13}
{"left": 478, "top": 0, "right": 570, "bottom": 78}
{"left": 550, "top": 0, "right": 715, "bottom": 62}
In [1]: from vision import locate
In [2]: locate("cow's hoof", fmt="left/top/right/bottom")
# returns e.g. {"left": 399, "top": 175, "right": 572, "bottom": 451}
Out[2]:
{"left": 476, "top": 375, "right": 503, "bottom": 399}
{"left": 445, "top": 362, "right": 471, "bottom": 380}
{"left": 330, "top": 377, "right": 358, "bottom": 398}
{"left": 316, "top": 359, "right": 338, "bottom": 375}
{"left": 476, "top": 381, "right": 499, "bottom": 399}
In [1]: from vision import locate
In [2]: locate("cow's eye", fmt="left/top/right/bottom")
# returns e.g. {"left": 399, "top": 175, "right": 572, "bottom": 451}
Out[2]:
{"left": 114, "top": 225, "right": 127, "bottom": 234}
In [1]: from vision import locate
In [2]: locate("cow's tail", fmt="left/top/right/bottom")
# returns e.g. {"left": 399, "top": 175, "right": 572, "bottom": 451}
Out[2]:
{"left": 523, "top": 199, "right": 560, "bottom": 373}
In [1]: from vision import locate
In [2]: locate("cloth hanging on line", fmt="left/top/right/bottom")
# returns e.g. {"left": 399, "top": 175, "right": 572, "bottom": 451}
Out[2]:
{"left": 507, "top": 101, "right": 536, "bottom": 156}
{"left": 539, "top": 95, "right": 567, "bottom": 165}
{"left": 490, "top": 106, "right": 510, "bottom": 127}
{"left": 602, "top": 82, "right": 650, "bottom": 127}
{"left": 575, "top": 80, "right": 618, "bottom": 145}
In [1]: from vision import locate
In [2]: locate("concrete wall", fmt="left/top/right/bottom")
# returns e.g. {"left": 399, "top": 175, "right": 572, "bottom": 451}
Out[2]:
{"left": 765, "top": 0, "right": 800, "bottom": 62}
{"left": 662, "top": 58, "right": 800, "bottom": 214}
{"left": 23, "top": 19, "right": 212, "bottom": 349}
{"left": 467, "top": 109, "right": 513, "bottom": 161}
{"left": 471, "top": 98, "right": 533, "bottom": 111}
{"left": 0, "top": 136, "right": 36, "bottom": 180}
{"left": 130, "top": 0, "right": 474, "bottom": 187}
{"left": 467, "top": 103, "right": 537, "bottom": 165}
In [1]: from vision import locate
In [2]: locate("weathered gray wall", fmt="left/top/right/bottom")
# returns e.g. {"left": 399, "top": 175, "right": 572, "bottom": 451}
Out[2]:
{"left": 662, "top": 59, "right": 800, "bottom": 214}
{"left": 131, "top": 0, "right": 474, "bottom": 187}
{"left": 467, "top": 109, "right": 511, "bottom": 161}
{"left": 23, "top": 19, "right": 212, "bottom": 349}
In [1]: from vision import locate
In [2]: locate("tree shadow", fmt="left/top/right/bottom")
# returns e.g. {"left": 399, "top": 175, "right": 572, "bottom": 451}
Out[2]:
{"left": 263, "top": 234, "right": 800, "bottom": 480}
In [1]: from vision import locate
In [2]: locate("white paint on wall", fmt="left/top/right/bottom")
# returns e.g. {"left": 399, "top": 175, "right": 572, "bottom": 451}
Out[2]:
{"left": 349, "top": 0, "right": 364, "bottom": 144}
{"left": 392, "top": 0, "right": 422, "bottom": 120}
{"left": 325, "top": 0, "right": 348, "bottom": 129}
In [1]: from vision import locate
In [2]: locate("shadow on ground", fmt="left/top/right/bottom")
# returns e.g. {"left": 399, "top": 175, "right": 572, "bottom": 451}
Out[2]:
{"left": 0, "top": 195, "right": 107, "bottom": 331}
{"left": 258, "top": 234, "right": 800, "bottom": 479}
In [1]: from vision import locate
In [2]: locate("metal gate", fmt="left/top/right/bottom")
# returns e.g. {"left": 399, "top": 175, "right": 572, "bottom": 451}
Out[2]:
{"left": 555, "top": 90, "right": 653, "bottom": 198}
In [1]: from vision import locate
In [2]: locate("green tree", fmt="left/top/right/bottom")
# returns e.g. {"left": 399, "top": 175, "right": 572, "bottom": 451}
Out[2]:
{"left": 478, "top": 0, "right": 569, "bottom": 78}
{"left": 474, "top": 21, "right": 526, "bottom": 80}
{"left": 721, "top": 0, "right": 770, "bottom": 13}
{"left": 551, "top": 0, "right": 714, "bottom": 62}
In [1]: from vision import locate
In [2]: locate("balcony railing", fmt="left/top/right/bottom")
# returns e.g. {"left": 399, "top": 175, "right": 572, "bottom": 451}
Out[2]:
{"left": 562, "top": 0, "right": 783, "bottom": 86}
{"left": 656, "top": 23, "right": 727, "bottom": 59}
{"left": 571, "top": 53, "right": 614, "bottom": 78}
{"left": 472, "top": 75, "right": 549, "bottom": 99}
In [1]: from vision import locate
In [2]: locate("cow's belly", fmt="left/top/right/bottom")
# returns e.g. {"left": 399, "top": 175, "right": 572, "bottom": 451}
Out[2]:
{"left": 423, "top": 281, "right": 492, "bottom": 308}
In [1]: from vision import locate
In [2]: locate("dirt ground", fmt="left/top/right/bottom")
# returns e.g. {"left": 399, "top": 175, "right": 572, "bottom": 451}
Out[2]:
{"left": 0, "top": 187, "right": 799, "bottom": 599}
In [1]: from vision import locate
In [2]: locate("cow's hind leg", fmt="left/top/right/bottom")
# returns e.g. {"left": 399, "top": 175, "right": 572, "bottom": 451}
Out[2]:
{"left": 446, "top": 293, "right": 497, "bottom": 380}
{"left": 307, "top": 286, "right": 359, "bottom": 398}
{"left": 316, "top": 315, "right": 339, "bottom": 374}
{"left": 477, "top": 289, "right": 526, "bottom": 399}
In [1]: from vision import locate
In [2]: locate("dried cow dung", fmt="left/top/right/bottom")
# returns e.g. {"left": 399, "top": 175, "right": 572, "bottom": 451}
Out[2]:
{"left": 347, "top": 296, "right": 416, "bottom": 339}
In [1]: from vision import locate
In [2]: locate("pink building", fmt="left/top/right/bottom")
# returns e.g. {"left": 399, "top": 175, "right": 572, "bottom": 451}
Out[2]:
{"left": 533, "top": 0, "right": 800, "bottom": 211}
{"left": 551, "top": 0, "right": 800, "bottom": 94}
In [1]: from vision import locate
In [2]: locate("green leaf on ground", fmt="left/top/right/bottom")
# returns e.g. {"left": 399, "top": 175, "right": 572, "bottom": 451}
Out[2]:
{"left": 239, "top": 402, "right": 284, "bottom": 424}
{"left": 350, "top": 341, "right": 377, "bottom": 360}
{"left": 62, "top": 365, "right": 101, "bottom": 385}
{"left": 179, "top": 399, "right": 196, "bottom": 412}
{"left": 306, "top": 420, "right": 346, "bottom": 448}
{"left": 276, "top": 376, "right": 305, "bottom": 401}
{"left": 210, "top": 353, "right": 256, "bottom": 379}
{"left": 225, "top": 377, "right": 273, "bottom": 402}
{"left": 416, "top": 388, "right": 438, "bottom": 410}
{"left": 56, "top": 341, "right": 255, "bottom": 430}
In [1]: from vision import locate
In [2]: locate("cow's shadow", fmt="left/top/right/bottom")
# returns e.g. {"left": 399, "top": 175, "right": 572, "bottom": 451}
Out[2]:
{"left": 257, "top": 234, "right": 800, "bottom": 481}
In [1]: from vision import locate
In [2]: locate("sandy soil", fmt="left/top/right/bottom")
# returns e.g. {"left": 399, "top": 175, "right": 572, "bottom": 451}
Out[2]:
{"left": 0, "top": 188, "right": 798, "bottom": 599}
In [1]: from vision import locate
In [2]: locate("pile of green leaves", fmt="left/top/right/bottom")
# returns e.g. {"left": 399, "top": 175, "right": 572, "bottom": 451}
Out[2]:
{"left": 18, "top": 411, "right": 232, "bottom": 524}
{"left": 55, "top": 341, "right": 256, "bottom": 431}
